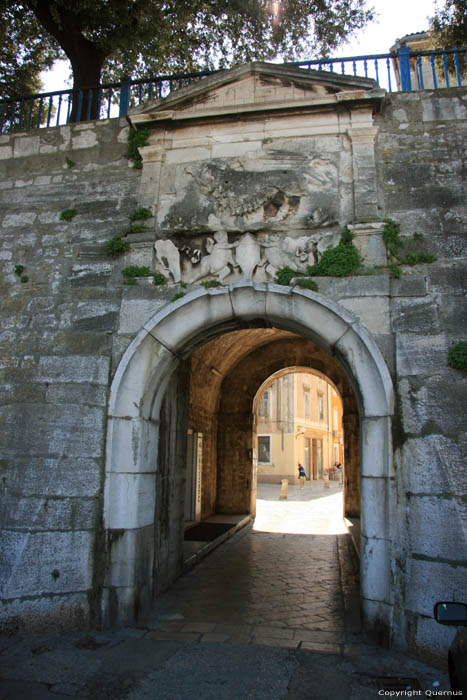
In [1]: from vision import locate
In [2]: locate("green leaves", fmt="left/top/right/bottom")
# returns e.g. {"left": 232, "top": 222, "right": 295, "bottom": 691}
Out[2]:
{"left": 6, "top": 0, "right": 375, "bottom": 104}
{"left": 307, "top": 229, "right": 362, "bottom": 277}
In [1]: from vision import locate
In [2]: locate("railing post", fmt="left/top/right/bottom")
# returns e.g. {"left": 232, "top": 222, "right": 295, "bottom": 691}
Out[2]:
{"left": 397, "top": 45, "right": 412, "bottom": 91}
{"left": 119, "top": 75, "right": 131, "bottom": 117}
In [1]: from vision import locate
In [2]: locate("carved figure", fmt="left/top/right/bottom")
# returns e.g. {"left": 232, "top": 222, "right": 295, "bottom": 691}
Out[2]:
{"left": 154, "top": 239, "right": 181, "bottom": 282}
{"left": 307, "top": 207, "right": 336, "bottom": 229}
{"left": 235, "top": 233, "right": 262, "bottom": 280}
{"left": 190, "top": 230, "right": 238, "bottom": 283}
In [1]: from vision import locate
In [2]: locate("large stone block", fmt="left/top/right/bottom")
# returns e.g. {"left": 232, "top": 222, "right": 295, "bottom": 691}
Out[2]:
{"left": 145, "top": 287, "right": 235, "bottom": 355}
{"left": 397, "top": 434, "right": 467, "bottom": 496}
{"left": 2, "top": 495, "right": 96, "bottom": 531}
{"left": 265, "top": 284, "right": 353, "bottom": 349}
{"left": 1, "top": 530, "right": 93, "bottom": 598}
{"left": 361, "top": 536, "right": 391, "bottom": 603}
{"left": 396, "top": 333, "right": 448, "bottom": 376}
{"left": 339, "top": 296, "right": 390, "bottom": 335}
{"left": 119, "top": 298, "right": 170, "bottom": 335}
{"left": 105, "top": 525, "right": 155, "bottom": 587}
{"left": 109, "top": 331, "right": 177, "bottom": 419}
{"left": 391, "top": 298, "right": 440, "bottom": 334}
{"left": 73, "top": 301, "right": 119, "bottom": 332}
{"left": 0, "top": 457, "right": 101, "bottom": 498}
{"left": 36, "top": 355, "right": 110, "bottom": 385}
{"left": 106, "top": 416, "right": 159, "bottom": 474}
{"left": 0, "top": 404, "right": 106, "bottom": 458}
{"left": 360, "top": 416, "right": 393, "bottom": 478}
{"left": 45, "top": 383, "right": 107, "bottom": 406}
{"left": 335, "top": 320, "right": 394, "bottom": 418}
{"left": 405, "top": 558, "right": 467, "bottom": 617}
{"left": 104, "top": 472, "right": 156, "bottom": 529}
{"left": 0, "top": 592, "right": 90, "bottom": 632}
{"left": 317, "top": 275, "right": 390, "bottom": 298}
{"left": 390, "top": 274, "right": 427, "bottom": 297}
{"left": 398, "top": 375, "right": 467, "bottom": 436}
{"left": 407, "top": 495, "right": 467, "bottom": 561}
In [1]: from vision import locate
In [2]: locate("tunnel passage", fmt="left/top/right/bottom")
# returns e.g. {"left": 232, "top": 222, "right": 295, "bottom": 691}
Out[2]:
{"left": 103, "top": 284, "right": 394, "bottom": 632}
{"left": 186, "top": 329, "right": 360, "bottom": 523}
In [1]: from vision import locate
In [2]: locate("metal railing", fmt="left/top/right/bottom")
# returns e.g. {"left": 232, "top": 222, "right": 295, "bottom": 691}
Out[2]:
{"left": 1, "top": 47, "right": 466, "bottom": 133}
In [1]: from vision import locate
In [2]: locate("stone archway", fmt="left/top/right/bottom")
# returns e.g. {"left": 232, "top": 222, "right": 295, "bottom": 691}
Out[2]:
{"left": 103, "top": 283, "right": 394, "bottom": 641}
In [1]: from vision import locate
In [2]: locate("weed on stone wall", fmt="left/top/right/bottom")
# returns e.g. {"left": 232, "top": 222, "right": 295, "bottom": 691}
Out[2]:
{"left": 124, "top": 223, "right": 151, "bottom": 235}
{"left": 60, "top": 209, "right": 77, "bottom": 222}
{"left": 105, "top": 236, "right": 130, "bottom": 257}
{"left": 200, "top": 280, "right": 221, "bottom": 288}
{"left": 307, "top": 228, "right": 362, "bottom": 277}
{"left": 122, "top": 266, "right": 152, "bottom": 279}
{"left": 127, "top": 128, "right": 149, "bottom": 169}
{"left": 121, "top": 267, "right": 168, "bottom": 285}
{"left": 295, "top": 278, "right": 319, "bottom": 291}
{"left": 172, "top": 291, "right": 185, "bottom": 301}
{"left": 128, "top": 208, "right": 153, "bottom": 222}
{"left": 383, "top": 218, "right": 437, "bottom": 267}
{"left": 14, "top": 264, "right": 29, "bottom": 283}
{"left": 153, "top": 272, "right": 168, "bottom": 285}
{"left": 448, "top": 342, "right": 467, "bottom": 375}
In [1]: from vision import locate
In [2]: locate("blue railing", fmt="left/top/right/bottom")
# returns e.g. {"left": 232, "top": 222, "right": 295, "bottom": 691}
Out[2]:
{"left": 1, "top": 47, "right": 466, "bottom": 133}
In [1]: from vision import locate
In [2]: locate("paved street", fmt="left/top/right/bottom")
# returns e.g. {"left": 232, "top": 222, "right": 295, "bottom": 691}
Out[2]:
{"left": 0, "top": 483, "right": 449, "bottom": 699}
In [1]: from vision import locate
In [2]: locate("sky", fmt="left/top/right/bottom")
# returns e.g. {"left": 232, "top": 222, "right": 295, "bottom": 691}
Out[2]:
{"left": 40, "top": 0, "right": 438, "bottom": 93}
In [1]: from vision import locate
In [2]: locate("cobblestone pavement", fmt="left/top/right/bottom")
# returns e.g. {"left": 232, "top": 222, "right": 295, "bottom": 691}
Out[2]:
{"left": 144, "top": 482, "right": 356, "bottom": 652}
{"left": 0, "top": 483, "right": 450, "bottom": 699}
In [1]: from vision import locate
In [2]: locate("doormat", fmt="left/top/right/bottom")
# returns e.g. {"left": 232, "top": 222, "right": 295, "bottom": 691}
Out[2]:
{"left": 184, "top": 522, "right": 233, "bottom": 541}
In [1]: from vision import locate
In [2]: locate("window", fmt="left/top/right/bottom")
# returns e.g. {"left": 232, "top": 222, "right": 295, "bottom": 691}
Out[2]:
{"left": 318, "top": 394, "right": 324, "bottom": 421}
{"left": 304, "top": 388, "right": 310, "bottom": 419}
{"left": 258, "top": 435, "right": 271, "bottom": 464}
{"left": 258, "top": 389, "right": 271, "bottom": 419}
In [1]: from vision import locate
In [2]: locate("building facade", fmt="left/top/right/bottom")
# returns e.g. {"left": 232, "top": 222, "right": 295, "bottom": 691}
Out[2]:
{"left": 256, "top": 370, "right": 343, "bottom": 484}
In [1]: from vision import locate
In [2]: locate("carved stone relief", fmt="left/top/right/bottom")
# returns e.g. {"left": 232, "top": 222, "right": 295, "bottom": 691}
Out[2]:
{"left": 158, "top": 155, "right": 340, "bottom": 236}
{"left": 154, "top": 229, "right": 341, "bottom": 285}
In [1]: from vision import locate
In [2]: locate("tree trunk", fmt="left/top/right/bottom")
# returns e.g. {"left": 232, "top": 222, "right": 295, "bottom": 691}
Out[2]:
{"left": 69, "top": 48, "right": 106, "bottom": 122}
{"left": 26, "top": 1, "right": 107, "bottom": 122}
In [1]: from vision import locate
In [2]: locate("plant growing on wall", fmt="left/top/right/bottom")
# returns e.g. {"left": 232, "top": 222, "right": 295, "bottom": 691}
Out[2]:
{"left": 124, "top": 223, "right": 151, "bottom": 235}
{"left": 383, "top": 218, "right": 437, "bottom": 266}
{"left": 127, "top": 128, "right": 149, "bottom": 169}
{"left": 14, "top": 263, "right": 29, "bottom": 283}
{"left": 128, "top": 208, "right": 152, "bottom": 222}
{"left": 60, "top": 208, "right": 77, "bottom": 222}
{"left": 448, "top": 341, "right": 467, "bottom": 375}
{"left": 295, "top": 277, "right": 319, "bottom": 291}
{"left": 307, "top": 228, "right": 362, "bottom": 277}
{"left": 153, "top": 272, "right": 168, "bottom": 285}
{"left": 105, "top": 236, "right": 130, "bottom": 257}
{"left": 122, "top": 265, "right": 152, "bottom": 279}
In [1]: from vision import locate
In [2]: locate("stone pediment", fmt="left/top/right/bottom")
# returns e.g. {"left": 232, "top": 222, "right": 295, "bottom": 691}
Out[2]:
{"left": 129, "top": 62, "right": 383, "bottom": 127}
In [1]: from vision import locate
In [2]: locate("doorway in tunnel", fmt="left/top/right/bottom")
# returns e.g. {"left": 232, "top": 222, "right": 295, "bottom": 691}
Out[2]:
{"left": 252, "top": 367, "right": 349, "bottom": 539}
{"left": 103, "top": 285, "right": 393, "bottom": 639}
{"left": 185, "top": 330, "right": 360, "bottom": 527}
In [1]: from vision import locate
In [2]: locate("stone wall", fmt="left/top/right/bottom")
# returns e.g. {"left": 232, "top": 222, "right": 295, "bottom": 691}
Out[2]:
{"left": 0, "top": 84, "right": 466, "bottom": 664}
{"left": 0, "top": 118, "right": 141, "bottom": 630}
{"left": 375, "top": 88, "right": 467, "bottom": 664}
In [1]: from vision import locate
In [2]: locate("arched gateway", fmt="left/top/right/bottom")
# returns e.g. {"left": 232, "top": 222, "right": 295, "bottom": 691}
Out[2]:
{"left": 103, "top": 282, "right": 394, "bottom": 640}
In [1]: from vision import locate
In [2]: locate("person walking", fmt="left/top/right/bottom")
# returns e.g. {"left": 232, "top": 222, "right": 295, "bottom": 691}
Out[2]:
{"left": 298, "top": 463, "right": 306, "bottom": 489}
